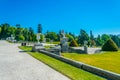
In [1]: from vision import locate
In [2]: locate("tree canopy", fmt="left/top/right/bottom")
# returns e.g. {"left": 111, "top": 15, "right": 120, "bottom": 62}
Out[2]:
{"left": 0, "top": 23, "right": 120, "bottom": 47}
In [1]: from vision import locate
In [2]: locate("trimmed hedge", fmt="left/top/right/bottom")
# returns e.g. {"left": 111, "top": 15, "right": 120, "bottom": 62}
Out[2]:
{"left": 69, "top": 40, "right": 78, "bottom": 47}
{"left": 102, "top": 39, "right": 118, "bottom": 51}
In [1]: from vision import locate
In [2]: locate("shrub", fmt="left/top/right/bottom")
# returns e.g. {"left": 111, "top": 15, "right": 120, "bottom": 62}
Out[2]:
{"left": 46, "top": 38, "right": 50, "bottom": 42}
{"left": 19, "top": 35, "right": 25, "bottom": 41}
{"left": 69, "top": 40, "right": 78, "bottom": 47}
{"left": 102, "top": 39, "right": 118, "bottom": 51}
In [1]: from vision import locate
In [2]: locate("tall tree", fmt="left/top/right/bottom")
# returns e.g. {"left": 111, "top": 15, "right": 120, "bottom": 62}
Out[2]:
{"left": 69, "top": 32, "right": 75, "bottom": 39}
{"left": 23, "top": 28, "right": 29, "bottom": 41}
{"left": 46, "top": 32, "right": 58, "bottom": 41}
{"left": 15, "top": 24, "right": 23, "bottom": 41}
{"left": 95, "top": 35, "right": 103, "bottom": 46}
{"left": 16, "top": 24, "right": 21, "bottom": 28}
{"left": 78, "top": 29, "right": 89, "bottom": 46}
{"left": 101, "top": 34, "right": 110, "bottom": 44}
{"left": 90, "top": 30, "right": 94, "bottom": 40}
{"left": 111, "top": 35, "right": 120, "bottom": 47}
{"left": 28, "top": 27, "right": 34, "bottom": 41}
{"left": 38, "top": 24, "right": 42, "bottom": 33}
{"left": 0, "top": 23, "right": 10, "bottom": 38}
{"left": 90, "top": 30, "right": 95, "bottom": 47}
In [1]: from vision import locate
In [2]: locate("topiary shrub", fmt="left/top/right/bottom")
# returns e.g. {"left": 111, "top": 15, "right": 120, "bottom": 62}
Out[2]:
{"left": 102, "top": 39, "right": 118, "bottom": 51}
{"left": 69, "top": 40, "right": 78, "bottom": 47}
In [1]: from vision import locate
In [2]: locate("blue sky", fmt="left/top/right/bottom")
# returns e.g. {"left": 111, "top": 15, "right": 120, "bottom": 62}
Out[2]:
{"left": 0, "top": 0, "right": 120, "bottom": 36}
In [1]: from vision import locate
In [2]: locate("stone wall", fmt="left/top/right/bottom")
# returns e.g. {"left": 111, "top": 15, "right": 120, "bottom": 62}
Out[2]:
{"left": 69, "top": 47, "right": 85, "bottom": 53}
{"left": 39, "top": 50, "right": 120, "bottom": 80}
{"left": 69, "top": 47, "right": 101, "bottom": 54}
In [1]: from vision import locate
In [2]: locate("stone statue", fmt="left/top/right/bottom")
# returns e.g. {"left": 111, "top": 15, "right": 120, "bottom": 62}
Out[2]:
{"left": 32, "top": 25, "right": 45, "bottom": 52}
{"left": 36, "top": 33, "right": 40, "bottom": 43}
{"left": 60, "top": 30, "right": 68, "bottom": 52}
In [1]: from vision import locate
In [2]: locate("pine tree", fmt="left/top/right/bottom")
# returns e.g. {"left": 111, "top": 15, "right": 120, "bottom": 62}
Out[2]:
{"left": 38, "top": 24, "right": 42, "bottom": 33}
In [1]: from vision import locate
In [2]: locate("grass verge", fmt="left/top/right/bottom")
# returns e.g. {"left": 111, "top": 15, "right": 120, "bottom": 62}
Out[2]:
{"left": 62, "top": 52, "right": 120, "bottom": 74}
{"left": 19, "top": 46, "right": 105, "bottom": 80}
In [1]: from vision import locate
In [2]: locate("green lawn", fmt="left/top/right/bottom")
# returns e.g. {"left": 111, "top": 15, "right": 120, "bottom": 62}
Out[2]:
{"left": 19, "top": 46, "right": 105, "bottom": 80}
{"left": 46, "top": 41, "right": 60, "bottom": 44}
{"left": 19, "top": 46, "right": 32, "bottom": 51}
{"left": 62, "top": 52, "right": 120, "bottom": 74}
{"left": 46, "top": 41, "right": 70, "bottom": 45}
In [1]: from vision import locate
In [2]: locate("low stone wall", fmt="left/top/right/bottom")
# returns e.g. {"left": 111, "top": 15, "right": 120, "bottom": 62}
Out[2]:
{"left": 69, "top": 47, "right": 101, "bottom": 54}
{"left": 39, "top": 50, "right": 120, "bottom": 80}
{"left": 69, "top": 47, "right": 85, "bottom": 53}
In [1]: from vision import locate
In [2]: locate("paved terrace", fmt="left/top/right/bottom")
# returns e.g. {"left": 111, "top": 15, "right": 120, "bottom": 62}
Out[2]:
{"left": 0, "top": 40, "right": 70, "bottom": 80}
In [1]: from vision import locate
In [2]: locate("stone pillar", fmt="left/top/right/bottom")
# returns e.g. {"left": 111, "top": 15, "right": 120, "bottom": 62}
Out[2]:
{"left": 84, "top": 41, "right": 88, "bottom": 54}
{"left": 60, "top": 38, "right": 68, "bottom": 52}
{"left": 84, "top": 46, "right": 88, "bottom": 53}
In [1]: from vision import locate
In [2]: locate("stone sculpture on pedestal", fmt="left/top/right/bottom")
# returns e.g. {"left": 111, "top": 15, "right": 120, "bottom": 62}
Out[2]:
{"left": 60, "top": 30, "right": 68, "bottom": 52}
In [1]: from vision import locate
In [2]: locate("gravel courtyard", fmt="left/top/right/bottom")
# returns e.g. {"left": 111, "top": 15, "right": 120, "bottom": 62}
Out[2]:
{"left": 0, "top": 40, "right": 70, "bottom": 80}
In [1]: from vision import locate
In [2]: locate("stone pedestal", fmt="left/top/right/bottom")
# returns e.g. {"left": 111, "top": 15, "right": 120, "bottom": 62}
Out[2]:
{"left": 32, "top": 43, "right": 45, "bottom": 52}
{"left": 48, "top": 45, "right": 61, "bottom": 56}
{"left": 60, "top": 37, "right": 68, "bottom": 52}
{"left": 84, "top": 46, "right": 88, "bottom": 53}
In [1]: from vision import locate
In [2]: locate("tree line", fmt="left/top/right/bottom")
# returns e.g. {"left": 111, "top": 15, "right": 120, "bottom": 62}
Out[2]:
{"left": 0, "top": 23, "right": 36, "bottom": 41}
{"left": 0, "top": 23, "right": 120, "bottom": 47}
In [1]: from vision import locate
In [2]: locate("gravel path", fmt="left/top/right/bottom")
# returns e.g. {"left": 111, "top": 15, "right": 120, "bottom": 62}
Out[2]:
{"left": 0, "top": 40, "right": 70, "bottom": 80}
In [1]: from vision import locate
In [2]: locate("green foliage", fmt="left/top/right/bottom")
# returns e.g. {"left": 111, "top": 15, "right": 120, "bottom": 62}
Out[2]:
{"left": 69, "top": 32, "right": 75, "bottom": 39}
{"left": 0, "top": 23, "right": 10, "bottom": 38}
{"left": 15, "top": 26, "right": 23, "bottom": 41}
{"left": 101, "top": 34, "right": 110, "bottom": 43}
{"left": 40, "top": 34, "right": 44, "bottom": 42}
{"left": 88, "top": 39, "right": 95, "bottom": 47}
{"left": 23, "top": 28, "right": 29, "bottom": 41}
{"left": 95, "top": 34, "right": 111, "bottom": 47}
{"left": 0, "top": 27, "right": 2, "bottom": 33}
{"left": 38, "top": 24, "right": 42, "bottom": 33}
{"left": 45, "top": 32, "right": 58, "bottom": 41}
{"left": 90, "top": 30, "right": 94, "bottom": 40}
{"left": 69, "top": 40, "right": 78, "bottom": 47}
{"left": 32, "top": 34, "right": 37, "bottom": 41}
{"left": 0, "top": 23, "right": 37, "bottom": 41}
{"left": 46, "top": 38, "right": 50, "bottom": 42}
{"left": 66, "top": 34, "right": 74, "bottom": 42}
{"left": 1, "top": 23, "right": 120, "bottom": 47}
{"left": 111, "top": 35, "right": 120, "bottom": 47}
{"left": 95, "top": 35, "right": 103, "bottom": 46}
{"left": 78, "top": 29, "right": 89, "bottom": 45}
{"left": 19, "top": 35, "right": 25, "bottom": 41}
{"left": 102, "top": 39, "right": 118, "bottom": 51}
{"left": 28, "top": 27, "right": 34, "bottom": 41}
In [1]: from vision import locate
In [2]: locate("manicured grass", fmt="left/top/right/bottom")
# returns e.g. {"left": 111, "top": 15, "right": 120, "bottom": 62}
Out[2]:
{"left": 46, "top": 41, "right": 60, "bottom": 44}
{"left": 19, "top": 46, "right": 105, "bottom": 80}
{"left": 46, "top": 41, "right": 70, "bottom": 45}
{"left": 19, "top": 46, "right": 32, "bottom": 51}
{"left": 44, "top": 46, "right": 51, "bottom": 49}
{"left": 62, "top": 52, "right": 120, "bottom": 74}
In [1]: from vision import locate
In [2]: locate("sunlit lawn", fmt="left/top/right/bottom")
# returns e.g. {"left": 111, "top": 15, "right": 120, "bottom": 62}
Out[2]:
{"left": 19, "top": 46, "right": 105, "bottom": 80}
{"left": 46, "top": 41, "right": 60, "bottom": 44}
{"left": 62, "top": 51, "right": 120, "bottom": 74}
{"left": 46, "top": 41, "right": 70, "bottom": 45}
